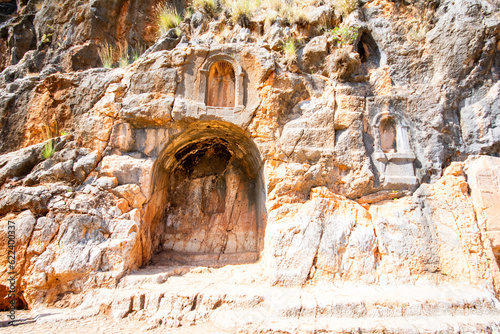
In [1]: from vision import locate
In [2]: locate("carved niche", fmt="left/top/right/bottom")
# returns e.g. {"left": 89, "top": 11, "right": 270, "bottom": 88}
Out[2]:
{"left": 207, "top": 60, "right": 235, "bottom": 107}
{"left": 371, "top": 111, "right": 418, "bottom": 189}
{"left": 197, "top": 54, "right": 245, "bottom": 112}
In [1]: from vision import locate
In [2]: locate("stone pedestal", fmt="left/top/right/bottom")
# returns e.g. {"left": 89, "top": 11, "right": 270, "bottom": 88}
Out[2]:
{"left": 373, "top": 151, "right": 418, "bottom": 189}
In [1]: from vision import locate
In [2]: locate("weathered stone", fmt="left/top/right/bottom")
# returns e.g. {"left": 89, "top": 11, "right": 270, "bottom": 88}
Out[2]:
{"left": 460, "top": 82, "right": 500, "bottom": 155}
{"left": 465, "top": 156, "right": 500, "bottom": 270}
{"left": 326, "top": 47, "right": 360, "bottom": 81}
{"left": 73, "top": 151, "right": 100, "bottom": 181}
{"left": 0, "top": 185, "right": 68, "bottom": 215}
{"left": 109, "top": 122, "right": 135, "bottom": 152}
{"left": 0, "top": 210, "right": 36, "bottom": 309}
{"left": 143, "top": 35, "right": 180, "bottom": 57}
{"left": 334, "top": 95, "right": 364, "bottom": 130}
{"left": 299, "top": 36, "right": 328, "bottom": 73}
{"left": 263, "top": 19, "right": 287, "bottom": 50}
{"left": 94, "top": 176, "right": 119, "bottom": 190}
{"left": 28, "top": 216, "right": 59, "bottom": 255}
{"left": 120, "top": 94, "right": 174, "bottom": 127}
{"left": 112, "top": 184, "right": 146, "bottom": 209}
{"left": 279, "top": 98, "right": 335, "bottom": 162}
{"left": 0, "top": 141, "right": 44, "bottom": 186}
{"left": 100, "top": 155, "right": 153, "bottom": 194}
{"left": 265, "top": 187, "right": 376, "bottom": 285}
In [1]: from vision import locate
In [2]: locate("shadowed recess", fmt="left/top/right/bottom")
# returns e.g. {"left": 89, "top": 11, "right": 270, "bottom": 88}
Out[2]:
{"left": 144, "top": 121, "right": 266, "bottom": 267}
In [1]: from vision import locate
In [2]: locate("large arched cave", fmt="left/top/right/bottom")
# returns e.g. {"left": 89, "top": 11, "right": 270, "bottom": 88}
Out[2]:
{"left": 144, "top": 121, "right": 266, "bottom": 267}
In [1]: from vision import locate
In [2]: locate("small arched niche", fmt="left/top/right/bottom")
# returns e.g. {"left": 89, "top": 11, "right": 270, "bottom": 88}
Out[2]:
{"left": 379, "top": 117, "right": 397, "bottom": 153}
{"left": 144, "top": 121, "right": 265, "bottom": 267}
{"left": 197, "top": 54, "right": 245, "bottom": 110}
{"left": 207, "top": 60, "right": 236, "bottom": 107}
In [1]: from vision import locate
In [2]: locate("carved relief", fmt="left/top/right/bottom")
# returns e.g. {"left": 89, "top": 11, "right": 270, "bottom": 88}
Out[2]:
{"left": 372, "top": 111, "right": 418, "bottom": 189}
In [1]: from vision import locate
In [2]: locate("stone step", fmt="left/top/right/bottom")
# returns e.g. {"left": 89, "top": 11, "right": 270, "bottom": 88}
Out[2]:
{"left": 236, "top": 315, "right": 500, "bottom": 334}
{"left": 81, "top": 268, "right": 500, "bottom": 328}
{"left": 35, "top": 265, "right": 500, "bottom": 332}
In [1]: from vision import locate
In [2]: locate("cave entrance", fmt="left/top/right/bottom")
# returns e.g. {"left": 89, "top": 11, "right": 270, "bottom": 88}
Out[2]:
{"left": 146, "top": 122, "right": 265, "bottom": 267}
{"left": 357, "top": 31, "right": 381, "bottom": 67}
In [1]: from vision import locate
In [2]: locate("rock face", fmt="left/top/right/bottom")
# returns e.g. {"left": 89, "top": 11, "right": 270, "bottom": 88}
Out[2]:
{"left": 0, "top": 0, "right": 499, "bottom": 327}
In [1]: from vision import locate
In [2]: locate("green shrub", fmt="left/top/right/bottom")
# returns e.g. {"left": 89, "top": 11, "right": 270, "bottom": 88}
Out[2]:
{"left": 98, "top": 41, "right": 145, "bottom": 68}
{"left": 184, "top": 7, "right": 194, "bottom": 19}
{"left": 155, "top": 2, "right": 182, "bottom": 37}
{"left": 331, "top": 26, "right": 359, "bottom": 45}
{"left": 260, "top": 0, "right": 308, "bottom": 26}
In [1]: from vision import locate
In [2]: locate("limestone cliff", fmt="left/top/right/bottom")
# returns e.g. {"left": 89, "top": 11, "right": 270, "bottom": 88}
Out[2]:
{"left": 0, "top": 0, "right": 499, "bottom": 330}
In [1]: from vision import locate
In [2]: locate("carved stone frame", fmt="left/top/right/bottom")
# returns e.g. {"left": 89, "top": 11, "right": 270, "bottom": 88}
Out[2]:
{"left": 197, "top": 54, "right": 245, "bottom": 113}
{"left": 371, "top": 111, "right": 418, "bottom": 189}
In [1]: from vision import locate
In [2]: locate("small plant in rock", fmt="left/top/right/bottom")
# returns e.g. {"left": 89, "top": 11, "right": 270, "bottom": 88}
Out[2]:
{"left": 98, "top": 42, "right": 114, "bottom": 68}
{"left": 407, "top": 24, "right": 427, "bottom": 42}
{"left": 331, "top": 26, "right": 359, "bottom": 46}
{"left": 41, "top": 139, "right": 55, "bottom": 159}
{"left": 223, "top": 0, "right": 258, "bottom": 26}
{"left": 192, "top": 0, "right": 218, "bottom": 16}
{"left": 41, "top": 32, "right": 53, "bottom": 44}
{"left": 184, "top": 7, "right": 195, "bottom": 20}
{"left": 131, "top": 45, "right": 145, "bottom": 62}
{"left": 40, "top": 24, "right": 55, "bottom": 45}
{"left": 155, "top": 2, "right": 182, "bottom": 37}
{"left": 118, "top": 41, "right": 130, "bottom": 68}
{"left": 262, "top": 0, "right": 280, "bottom": 11}
{"left": 283, "top": 38, "right": 298, "bottom": 57}
{"left": 40, "top": 122, "right": 67, "bottom": 159}
{"left": 98, "top": 41, "right": 144, "bottom": 68}
{"left": 334, "top": 0, "right": 358, "bottom": 17}
{"left": 279, "top": 2, "right": 307, "bottom": 26}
